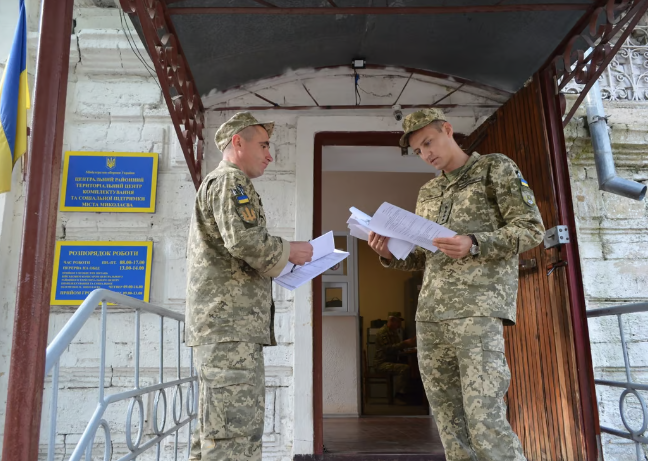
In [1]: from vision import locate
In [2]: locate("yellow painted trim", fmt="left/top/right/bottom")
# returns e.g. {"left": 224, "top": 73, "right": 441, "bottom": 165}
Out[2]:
{"left": 50, "top": 241, "right": 154, "bottom": 305}
{"left": 60, "top": 152, "right": 159, "bottom": 213}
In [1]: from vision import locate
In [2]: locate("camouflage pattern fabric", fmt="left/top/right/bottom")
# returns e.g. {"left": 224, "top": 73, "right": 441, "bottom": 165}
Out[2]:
{"left": 374, "top": 324, "right": 411, "bottom": 394}
{"left": 381, "top": 152, "right": 545, "bottom": 325}
{"left": 214, "top": 111, "right": 274, "bottom": 152}
{"left": 185, "top": 160, "right": 290, "bottom": 347}
{"left": 399, "top": 108, "right": 446, "bottom": 147}
{"left": 374, "top": 324, "right": 407, "bottom": 366}
{"left": 417, "top": 317, "right": 526, "bottom": 461}
{"left": 375, "top": 362, "right": 410, "bottom": 395}
{"left": 188, "top": 342, "right": 265, "bottom": 461}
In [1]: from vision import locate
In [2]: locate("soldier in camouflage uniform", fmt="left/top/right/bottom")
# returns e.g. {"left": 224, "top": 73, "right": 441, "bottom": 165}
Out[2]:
{"left": 373, "top": 312, "right": 416, "bottom": 404}
{"left": 368, "top": 108, "right": 544, "bottom": 461}
{"left": 185, "top": 112, "right": 313, "bottom": 460}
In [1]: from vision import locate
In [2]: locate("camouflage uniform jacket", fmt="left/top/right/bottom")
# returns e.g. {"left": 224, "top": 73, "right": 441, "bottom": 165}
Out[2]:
{"left": 382, "top": 152, "right": 544, "bottom": 325}
{"left": 185, "top": 160, "right": 290, "bottom": 347}
{"left": 374, "top": 325, "right": 406, "bottom": 366}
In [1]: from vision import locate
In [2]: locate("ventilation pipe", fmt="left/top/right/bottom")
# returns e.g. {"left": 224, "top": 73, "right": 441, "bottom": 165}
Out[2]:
{"left": 583, "top": 81, "right": 646, "bottom": 201}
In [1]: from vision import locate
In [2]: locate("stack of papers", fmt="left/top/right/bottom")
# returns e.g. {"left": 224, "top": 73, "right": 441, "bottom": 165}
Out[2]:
{"left": 348, "top": 208, "right": 414, "bottom": 260}
{"left": 274, "top": 231, "right": 349, "bottom": 291}
{"left": 347, "top": 202, "right": 456, "bottom": 259}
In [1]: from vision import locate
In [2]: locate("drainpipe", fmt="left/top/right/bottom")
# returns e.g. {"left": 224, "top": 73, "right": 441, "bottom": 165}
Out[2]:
{"left": 583, "top": 81, "right": 647, "bottom": 201}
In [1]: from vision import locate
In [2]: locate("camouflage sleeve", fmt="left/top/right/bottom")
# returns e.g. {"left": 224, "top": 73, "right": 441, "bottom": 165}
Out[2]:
{"left": 379, "top": 249, "right": 426, "bottom": 271}
{"left": 210, "top": 174, "right": 290, "bottom": 278}
{"left": 473, "top": 155, "right": 545, "bottom": 260}
{"left": 375, "top": 331, "right": 405, "bottom": 354}
{"left": 379, "top": 190, "right": 428, "bottom": 270}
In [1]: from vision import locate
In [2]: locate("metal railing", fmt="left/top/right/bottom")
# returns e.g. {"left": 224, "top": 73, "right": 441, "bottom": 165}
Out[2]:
{"left": 587, "top": 302, "right": 648, "bottom": 461}
{"left": 44, "top": 289, "right": 198, "bottom": 461}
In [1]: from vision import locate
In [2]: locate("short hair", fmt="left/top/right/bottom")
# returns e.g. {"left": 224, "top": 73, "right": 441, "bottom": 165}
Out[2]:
{"left": 224, "top": 125, "right": 262, "bottom": 153}
{"left": 238, "top": 125, "right": 260, "bottom": 141}
{"left": 429, "top": 120, "right": 445, "bottom": 132}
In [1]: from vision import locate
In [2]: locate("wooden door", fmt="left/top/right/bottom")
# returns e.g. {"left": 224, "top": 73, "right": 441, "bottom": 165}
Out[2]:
{"left": 462, "top": 76, "right": 593, "bottom": 461}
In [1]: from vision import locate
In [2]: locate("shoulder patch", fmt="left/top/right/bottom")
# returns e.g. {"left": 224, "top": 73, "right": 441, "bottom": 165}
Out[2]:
{"left": 519, "top": 178, "right": 536, "bottom": 206}
{"left": 236, "top": 205, "right": 257, "bottom": 224}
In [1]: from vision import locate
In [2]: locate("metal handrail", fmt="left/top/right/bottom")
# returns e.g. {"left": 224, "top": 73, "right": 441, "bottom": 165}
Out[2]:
{"left": 586, "top": 301, "right": 648, "bottom": 460}
{"left": 44, "top": 289, "right": 197, "bottom": 461}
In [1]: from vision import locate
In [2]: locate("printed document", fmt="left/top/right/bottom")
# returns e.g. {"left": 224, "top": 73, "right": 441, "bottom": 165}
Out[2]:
{"left": 349, "top": 202, "right": 456, "bottom": 254}
{"left": 347, "top": 211, "right": 414, "bottom": 260}
{"left": 275, "top": 231, "right": 349, "bottom": 291}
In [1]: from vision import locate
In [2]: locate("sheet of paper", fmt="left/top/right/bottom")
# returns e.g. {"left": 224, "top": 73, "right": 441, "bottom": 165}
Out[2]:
{"left": 387, "top": 238, "right": 416, "bottom": 260}
{"left": 278, "top": 262, "right": 294, "bottom": 277}
{"left": 275, "top": 250, "right": 349, "bottom": 291}
{"left": 348, "top": 223, "right": 370, "bottom": 240}
{"left": 348, "top": 208, "right": 415, "bottom": 260}
{"left": 369, "top": 202, "right": 456, "bottom": 253}
{"left": 349, "top": 207, "right": 372, "bottom": 226}
{"left": 311, "top": 231, "right": 335, "bottom": 261}
{"left": 277, "top": 231, "right": 335, "bottom": 278}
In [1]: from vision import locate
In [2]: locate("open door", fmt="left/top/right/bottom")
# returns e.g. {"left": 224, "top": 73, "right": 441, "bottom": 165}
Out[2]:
{"left": 462, "top": 75, "right": 596, "bottom": 461}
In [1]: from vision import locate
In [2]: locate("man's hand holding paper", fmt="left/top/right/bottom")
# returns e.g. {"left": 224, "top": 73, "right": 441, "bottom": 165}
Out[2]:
{"left": 432, "top": 235, "right": 473, "bottom": 259}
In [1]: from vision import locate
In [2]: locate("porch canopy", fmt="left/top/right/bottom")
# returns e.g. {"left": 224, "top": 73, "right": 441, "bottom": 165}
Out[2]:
{"left": 159, "top": 0, "right": 595, "bottom": 95}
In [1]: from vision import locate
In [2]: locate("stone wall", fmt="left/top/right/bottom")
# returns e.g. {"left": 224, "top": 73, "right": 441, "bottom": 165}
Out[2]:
{"left": 564, "top": 96, "right": 648, "bottom": 461}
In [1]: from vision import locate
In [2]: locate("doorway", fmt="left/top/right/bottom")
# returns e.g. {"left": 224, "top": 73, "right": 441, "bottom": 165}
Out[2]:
{"left": 315, "top": 132, "right": 444, "bottom": 456}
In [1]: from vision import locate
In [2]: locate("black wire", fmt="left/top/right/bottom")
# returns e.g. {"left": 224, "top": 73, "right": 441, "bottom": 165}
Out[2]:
{"left": 122, "top": 10, "right": 156, "bottom": 75}
{"left": 354, "top": 69, "right": 361, "bottom": 106}
{"left": 119, "top": 9, "right": 162, "bottom": 91}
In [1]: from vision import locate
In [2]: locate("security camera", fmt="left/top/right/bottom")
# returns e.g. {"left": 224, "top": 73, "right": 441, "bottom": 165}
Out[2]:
{"left": 394, "top": 110, "right": 403, "bottom": 121}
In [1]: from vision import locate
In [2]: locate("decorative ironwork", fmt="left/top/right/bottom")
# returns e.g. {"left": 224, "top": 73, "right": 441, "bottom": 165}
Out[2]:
{"left": 120, "top": 0, "right": 204, "bottom": 189}
{"left": 43, "top": 290, "right": 198, "bottom": 461}
{"left": 549, "top": 0, "right": 648, "bottom": 126}
{"left": 564, "top": 24, "right": 648, "bottom": 100}
{"left": 587, "top": 302, "right": 648, "bottom": 461}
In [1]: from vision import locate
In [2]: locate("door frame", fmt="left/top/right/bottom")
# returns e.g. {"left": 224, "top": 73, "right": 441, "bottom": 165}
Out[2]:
{"left": 292, "top": 116, "right": 408, "bottom": 456}
{"left": 313, "top": 131, "right": 404, "bottom": 454}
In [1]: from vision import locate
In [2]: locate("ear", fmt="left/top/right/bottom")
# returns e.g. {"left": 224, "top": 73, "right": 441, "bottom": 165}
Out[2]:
{"left": 231, "top": 133, "right": 243, "bottom": 149}
{"left": 444, "top": 122, "right": 454, "bottom": 138}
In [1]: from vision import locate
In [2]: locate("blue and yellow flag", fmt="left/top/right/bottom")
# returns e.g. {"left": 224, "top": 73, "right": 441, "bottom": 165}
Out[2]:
{"left": 0, "top": 0, "right": 30, "bottom": 194}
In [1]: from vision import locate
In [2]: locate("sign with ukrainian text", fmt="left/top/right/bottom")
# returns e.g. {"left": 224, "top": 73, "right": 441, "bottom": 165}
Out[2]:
{"left": 60, "top": 152, "right": 158, "bottom": 213}
{"left": 50, "top": 241, "right": 153, "bottom": 305}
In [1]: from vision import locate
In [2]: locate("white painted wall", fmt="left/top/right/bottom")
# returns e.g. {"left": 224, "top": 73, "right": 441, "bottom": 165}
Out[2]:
{"left": 0, "top": 1, "right": 21, "bottom": 64}
{"left": 322, "top": 316, "right": 359, "bottom": 416}
{"left": 565, "top": 96, "right": 648, "bottom": 461}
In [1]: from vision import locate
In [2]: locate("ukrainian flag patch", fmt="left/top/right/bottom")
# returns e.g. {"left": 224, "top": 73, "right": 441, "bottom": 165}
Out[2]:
{"left": 236, "top": 194, "right": 250, "bottom": 204}
{"left": 521, "top": 179, "right": 530, "bottom": 188}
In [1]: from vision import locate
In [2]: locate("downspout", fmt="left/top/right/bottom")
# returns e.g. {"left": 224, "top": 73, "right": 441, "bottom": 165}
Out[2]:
{"left": 584, "top": 81, "right": 647, "bottom": 201}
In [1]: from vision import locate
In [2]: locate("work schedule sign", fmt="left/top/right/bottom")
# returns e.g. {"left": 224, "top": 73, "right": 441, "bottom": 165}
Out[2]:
{"left": 60, "top": 152, "right": 159, "bottom": 213}
{"left": 51, "top": 241, "right": 153, "bottom": 305}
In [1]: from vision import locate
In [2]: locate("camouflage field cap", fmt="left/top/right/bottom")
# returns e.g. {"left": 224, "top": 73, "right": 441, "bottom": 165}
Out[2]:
{"left": 388, "top": 311, "right": 405, "bottom": 320}
{"left": 214, "top": 112, "right": 275, "bottom": 152}
{"left": 399, "top": 108, "right": 446, "bottom": 148}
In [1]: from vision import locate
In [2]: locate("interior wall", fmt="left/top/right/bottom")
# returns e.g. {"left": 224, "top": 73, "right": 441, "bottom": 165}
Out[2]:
{"left": 321, "top": 171, "right": 429, "bottom": 414}
{"left": 322, "top": 171, "right": 432, "bottom": 233}
{"left": 322, "top": 316, "right": 359, "bottom": 415}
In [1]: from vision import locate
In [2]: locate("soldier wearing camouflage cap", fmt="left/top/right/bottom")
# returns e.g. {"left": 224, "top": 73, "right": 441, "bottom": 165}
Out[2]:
{"left": 186, "top": 112, "right": 313, "bottom": 460}
{"left": 368, "top": 108, "right": 544, "bottom": 461}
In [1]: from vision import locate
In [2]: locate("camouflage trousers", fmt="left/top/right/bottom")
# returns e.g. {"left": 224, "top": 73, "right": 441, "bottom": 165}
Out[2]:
{"left": 375, "top": 362, "right": 410, "bottom": 395}
{"left": 417, "top": 317, "right": 526, "bottom": 461}
{"left": 189, "top": 342, "right": 265, "bottom": 461}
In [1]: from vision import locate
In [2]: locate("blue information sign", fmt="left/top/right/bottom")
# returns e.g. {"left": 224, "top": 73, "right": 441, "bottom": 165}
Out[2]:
{"left": 51, "top": 241, "right": 153, "bottom": 305}
{"left": 60, "top": 152, "right": 159, "bottom": 213}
